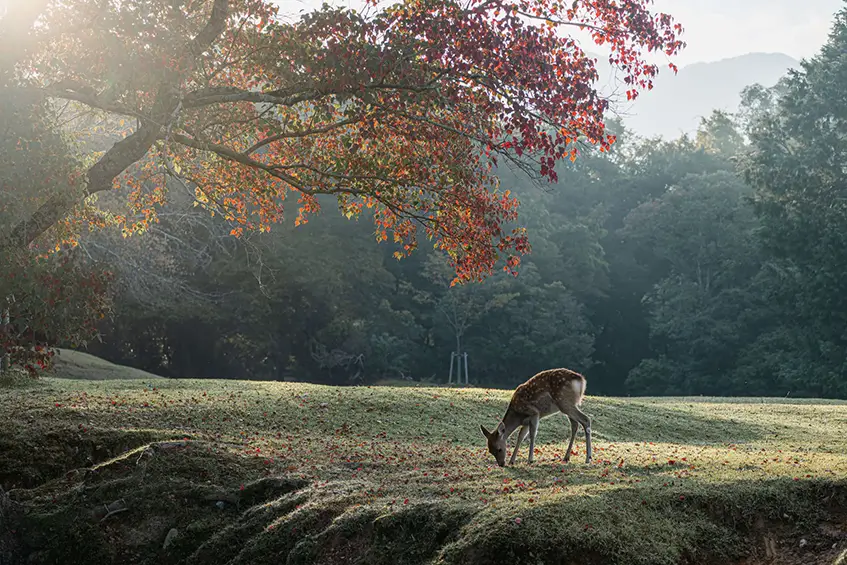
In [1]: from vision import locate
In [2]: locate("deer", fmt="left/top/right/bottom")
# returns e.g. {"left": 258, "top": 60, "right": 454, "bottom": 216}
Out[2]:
{"left": 479, "top": 368, "right": 592, "bottom": 467}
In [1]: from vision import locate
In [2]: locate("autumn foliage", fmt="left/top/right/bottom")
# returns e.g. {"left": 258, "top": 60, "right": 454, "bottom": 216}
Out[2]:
{"left": 1, "top": 0, "right": 683, "bottom": 281}
{"left": 0, "top": 248, "right": 113, "bottom": 374}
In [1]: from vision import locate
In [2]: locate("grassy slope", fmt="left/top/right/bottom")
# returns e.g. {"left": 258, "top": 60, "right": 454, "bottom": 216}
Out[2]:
{"left": 48, "top": 348, "right": 160, "bottom": 381}
{"left": 1, "top": 374, "right": 846, "bottom": 565}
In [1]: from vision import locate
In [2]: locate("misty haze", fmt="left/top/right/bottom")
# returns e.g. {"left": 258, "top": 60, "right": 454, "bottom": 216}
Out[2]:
{"left": 2, "top": 1, "right": 846, "bottom": 564}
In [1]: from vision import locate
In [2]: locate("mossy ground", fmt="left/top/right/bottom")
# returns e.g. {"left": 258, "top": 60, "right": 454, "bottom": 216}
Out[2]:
{"left": 1, "top": 375, "right": 846, "bottom": 564}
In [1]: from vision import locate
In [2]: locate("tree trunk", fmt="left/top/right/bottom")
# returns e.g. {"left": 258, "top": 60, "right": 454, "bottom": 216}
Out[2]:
{"left": 454, "top": 333, "right": 464, "bottom": 384}
{"left": 0, "top": 116, "right": 163, "bottom": 253}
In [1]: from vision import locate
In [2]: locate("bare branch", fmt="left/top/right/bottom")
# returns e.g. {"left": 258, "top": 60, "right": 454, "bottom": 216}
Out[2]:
{"left": 184, "top": 87, "right": 328, "bottom": 109}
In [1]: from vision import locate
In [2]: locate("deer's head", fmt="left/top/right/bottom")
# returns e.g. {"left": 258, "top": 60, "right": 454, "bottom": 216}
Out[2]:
{"left": 480, "top": 424, "right": 507, "bottom": 467}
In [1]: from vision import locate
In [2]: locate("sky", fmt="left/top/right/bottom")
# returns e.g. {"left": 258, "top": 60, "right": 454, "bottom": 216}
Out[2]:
{"left": 276, "top": 0, "right": 845, "bottom": 66}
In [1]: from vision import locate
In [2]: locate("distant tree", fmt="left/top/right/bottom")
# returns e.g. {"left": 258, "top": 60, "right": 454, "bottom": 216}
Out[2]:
{"left": 467, "top": 263, "right": 595, "bottom": 385}
{"left": 695, "top": 110, "right": 745, "bottom": 158}
{"left": 622, "top": 170, "right": 760, "bottom": 395}
{"left": 0, "top": 0, "right": 684, "bottom": 282}
{"left": 738, "top": 7, "right": 847, "bottom": 397}
{"left": 414, "top": 253, "right": 517, "bottom": 380}
{"left": 587, "top": 132, "right": 734, "bottom": 393}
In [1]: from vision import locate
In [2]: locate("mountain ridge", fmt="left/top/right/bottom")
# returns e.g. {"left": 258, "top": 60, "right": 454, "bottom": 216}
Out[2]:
{"left": 598, "top": 52, "right": 801, "bottom": 139}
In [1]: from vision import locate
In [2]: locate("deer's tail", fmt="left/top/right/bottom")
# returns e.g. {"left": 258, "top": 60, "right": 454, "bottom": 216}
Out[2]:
{"left": 570, "top": 374, "right": 587, "bottom": 406}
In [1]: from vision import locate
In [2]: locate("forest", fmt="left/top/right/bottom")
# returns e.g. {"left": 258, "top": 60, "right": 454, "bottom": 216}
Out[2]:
{"left": 2, "top": 1, "right": 847, "bottom": 399}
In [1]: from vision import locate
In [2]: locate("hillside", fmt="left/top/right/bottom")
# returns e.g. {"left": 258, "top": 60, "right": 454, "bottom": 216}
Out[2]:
{"left": 1, "top": 373, "right": 846, "bottom": 565}
{"left": 49, "top": 349, "right": 162, "bottom": 381}
{"left": 605, "top": 52, "right": 800, "bottom": 139}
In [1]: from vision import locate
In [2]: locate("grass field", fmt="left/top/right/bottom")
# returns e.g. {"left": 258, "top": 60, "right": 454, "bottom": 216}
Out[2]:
{"left": 49, "top": 348, "right": 162, "bottom": 381}
{"left": 1, "top": 369, "right": 846, "bottom": 565}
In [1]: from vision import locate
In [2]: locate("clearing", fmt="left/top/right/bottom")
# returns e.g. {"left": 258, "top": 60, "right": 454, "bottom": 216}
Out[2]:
{"left": 0, "top": 368, "right": 846, "bottom": 564}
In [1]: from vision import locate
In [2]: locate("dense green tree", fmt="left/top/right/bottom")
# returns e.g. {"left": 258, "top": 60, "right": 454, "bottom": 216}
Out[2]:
{"left": 738, "top": 7, "right": 847, "bottom": 397}
{"left": 466, "top": 263, "right": 594, "bottom": 386}
{"left": 622, "top": 171, "right": 759, "bottom": 395}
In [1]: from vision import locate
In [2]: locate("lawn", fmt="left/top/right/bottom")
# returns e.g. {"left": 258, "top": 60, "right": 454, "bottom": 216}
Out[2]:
{"left": 1, "top": 372, "right": 846, "bottom": 565}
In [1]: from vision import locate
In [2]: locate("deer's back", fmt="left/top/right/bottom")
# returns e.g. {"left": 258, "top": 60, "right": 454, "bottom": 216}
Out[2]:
{"left": 509, "top": 368, "right": 585, "bottom": 418}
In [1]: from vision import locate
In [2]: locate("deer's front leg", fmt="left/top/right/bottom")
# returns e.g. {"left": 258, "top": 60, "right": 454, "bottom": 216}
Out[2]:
{"left": 527, "top": 416, "right": 539, "bottom": 464}
{"left": 510, "top": 425, "right": 528, "bottom": 465}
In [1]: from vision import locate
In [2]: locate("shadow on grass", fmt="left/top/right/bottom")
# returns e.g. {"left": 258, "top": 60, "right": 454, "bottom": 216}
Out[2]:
{"left": 5, "top": 420, "right": 847, "bottom": 565}
{"left": 505, "top": 397, "right": 768, "bottom": 446}
{"left": 439, "top": 476, "right": 847, "bottom": 565}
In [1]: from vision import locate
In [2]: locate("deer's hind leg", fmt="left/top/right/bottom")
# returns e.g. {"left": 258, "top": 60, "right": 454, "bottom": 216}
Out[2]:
{"left": 510, "top": 425, "right": 529, "bottom": 465}
{"left": 569, "top": 407, "right": 592, "bottom": 464}
{"left": 563, "top": 416, "right": 579, "bottom": 463}
{"left": 527, "top": 415, "right": 540, "bottom": 464}
{"left": 555, "top": 401, "right": 592, "bottom": 465}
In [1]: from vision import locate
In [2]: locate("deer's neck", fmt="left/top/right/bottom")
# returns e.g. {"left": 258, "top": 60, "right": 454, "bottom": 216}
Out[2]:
{"left": 497, "top": 408, "right": 524, "bottom": 438}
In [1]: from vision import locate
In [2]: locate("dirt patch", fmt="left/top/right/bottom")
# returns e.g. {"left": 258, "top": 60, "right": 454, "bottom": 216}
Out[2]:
{"left": 730, "top": 516, "right": 847, "bottom": 565}
{"left": 0, "top": 427, "right": 165, "bottom": 490}
{"left": 11, "top": 439, "right": 305, "bottom": 565}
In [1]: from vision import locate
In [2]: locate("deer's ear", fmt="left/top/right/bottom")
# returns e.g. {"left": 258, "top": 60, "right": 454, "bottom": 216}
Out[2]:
{"left": 480, "top": 424, "right": 492, "bottom": 439}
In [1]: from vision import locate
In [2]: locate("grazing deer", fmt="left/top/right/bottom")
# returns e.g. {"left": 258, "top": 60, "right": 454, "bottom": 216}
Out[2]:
{"left": 479, "top": 368, "right": 592, "bottom": 467}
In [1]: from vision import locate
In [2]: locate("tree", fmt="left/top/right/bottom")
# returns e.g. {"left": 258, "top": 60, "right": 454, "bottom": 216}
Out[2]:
{"left": 414, "top": 253, "right": 517, "bottom": 381}
{"left": 587, "top": 131, "right": 733, "bottom": 393}
{"left": 0, "top": 0, "right": 684, "bottom": 282}
{"left": 467, "top": 264, "right": 595, "bottom": 385}
{"left": 1, "top": 94, "right": 113, "bottom": 374}
{"left": 694, "top": 110, "right": 745, "bottom": 158}
{"left": 621, "top": 171, "right": 761, "bottom": 395}
{"left": 739, "top": 7, "right": 847, "bottom": 397}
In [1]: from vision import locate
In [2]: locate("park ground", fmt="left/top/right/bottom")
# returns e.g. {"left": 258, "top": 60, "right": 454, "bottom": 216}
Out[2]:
{"left": 0, "top": 352, "right": 846, "bottom": 565}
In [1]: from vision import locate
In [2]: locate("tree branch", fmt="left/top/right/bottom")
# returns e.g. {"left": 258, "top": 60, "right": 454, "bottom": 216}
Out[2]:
{"left": 183, "top": 73, "right": 447, "bottom": 109}
{"left": 168, "top": 132, "right": 308, "bottom": 190}
{"left": 184, "top": 86, "right": 326, "bottom": 108}
{"left": 188, "top": 0, "right": 230, "bottom": 57}
{"left": 245, "top": 116, "right": 365, "bottom": 155}
{"left": 1, "top": 0, "right": 233, "bottom": 252}
{"left": 167, "top": 133, "right": 440, "bottom": 228}
{"left": 45, "top": 83, "right": 145, "bottom": 118}
{"left": 513, "top": 10, "right": 606, "bottom": 35}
